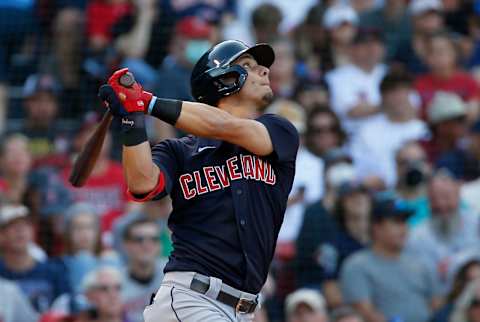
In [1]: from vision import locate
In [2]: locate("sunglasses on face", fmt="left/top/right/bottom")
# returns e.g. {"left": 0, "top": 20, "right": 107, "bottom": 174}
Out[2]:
{"left": 93, "top": 284, "right": 122, "bottom": 292}
{"left": 128, "top": 235, "right": 160, "bottom": 244}
{"left": 309, "top": 125, "right": 337, "bottom": 135}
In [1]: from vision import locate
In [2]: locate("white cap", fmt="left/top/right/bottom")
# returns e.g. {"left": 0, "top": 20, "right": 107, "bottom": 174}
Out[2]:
{"left": 0, "top": 205, "right": 29, "bottom": 227}
{"left": 427, "top": 92, "right": 466, "bottom": 124}
{"left": 265, "top": 99, "right": 306, "bottom": 134}
{"left": 285, "top": 289, "right": 326, "bottom": 316}
{"left": 409, "top": 0, "right": 443, "bottom": 16}
{"left": 323, "top": 4, "right": 358, "bottom": 30}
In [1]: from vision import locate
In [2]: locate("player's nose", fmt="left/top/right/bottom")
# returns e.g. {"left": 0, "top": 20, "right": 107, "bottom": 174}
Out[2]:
{"left": 258, "top": 65, "right": 269, "bottom": 78}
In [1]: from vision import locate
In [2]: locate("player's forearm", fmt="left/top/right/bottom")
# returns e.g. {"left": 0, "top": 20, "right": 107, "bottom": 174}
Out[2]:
{"left": 122, "top": 142, "right": 160, "bottom": 194}
{"left": 148, "top": 98, "right": 235, "bottom": 139}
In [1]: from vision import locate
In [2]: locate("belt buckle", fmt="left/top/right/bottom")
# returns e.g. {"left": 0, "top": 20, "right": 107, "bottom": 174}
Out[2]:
{"left": 235, "top": 297, "right": 255, "bottom": 314}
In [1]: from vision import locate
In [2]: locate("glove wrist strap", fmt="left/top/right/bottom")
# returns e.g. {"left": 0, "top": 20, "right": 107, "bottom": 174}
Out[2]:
{"left": 121, "top": 112, "right": 148, "bottom": 146}
{"left": 148, "top": 96, "right": 182, "bottom": 126}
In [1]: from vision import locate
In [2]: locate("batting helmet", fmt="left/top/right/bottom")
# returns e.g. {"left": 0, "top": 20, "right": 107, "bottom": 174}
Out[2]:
{"left": 190, "top": 40, "right": 275, "bottom": 106}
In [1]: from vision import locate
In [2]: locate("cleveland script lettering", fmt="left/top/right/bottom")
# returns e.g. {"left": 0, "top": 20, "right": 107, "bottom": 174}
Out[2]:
{"left": 179, "top": 154, "right": 276, "bottom": 200}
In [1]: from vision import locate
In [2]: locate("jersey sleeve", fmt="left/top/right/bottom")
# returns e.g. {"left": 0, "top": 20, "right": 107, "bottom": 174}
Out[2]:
{"left": 256, "top": 114, "right": 299, "bottom": 163}
{"left": 127, "top": 139, "right": 179, "bottom": 202}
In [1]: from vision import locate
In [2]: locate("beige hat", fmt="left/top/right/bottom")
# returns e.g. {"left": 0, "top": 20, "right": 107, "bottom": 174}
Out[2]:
{"left": 266, "top": 99, "right": 306, "bottom": 134}
{"left": 0, "top": 205, "right": 29, "bottom": 227}
{"left": 427, "top": 92, "right": 466, "bottom": 124}
{"left": 285, "top": 289, "right": 326, "bottom": 316}
{"left": 409, "top": 0, "right": 443, "bottom": 16}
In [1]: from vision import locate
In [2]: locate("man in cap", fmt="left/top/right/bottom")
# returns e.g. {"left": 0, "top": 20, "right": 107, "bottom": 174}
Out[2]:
{"left": 325, "top": 28, "right": 387, "bottom": 135}
{"left": 422, "top": 91, "right": 468, "bottom": 164}
{"left": 340, "top": 196, "right": 442, "bottom": 322}
{"left": 285, "top": 288, "right": 327, "bottom": 322}
{"left": 0, "top": 205, "right": 69, "bottom": 313}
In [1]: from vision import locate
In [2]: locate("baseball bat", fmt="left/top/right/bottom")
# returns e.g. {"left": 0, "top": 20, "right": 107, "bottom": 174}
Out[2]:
{"left": 69, "top": 73, "right": 135, "bottom": 187}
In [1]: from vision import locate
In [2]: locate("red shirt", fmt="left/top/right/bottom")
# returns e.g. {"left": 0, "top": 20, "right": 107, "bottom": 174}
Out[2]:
{"left": 415, "top": 71, "right": 480, "bottom": 120}
{"left": 86, "top": 0, "right": 132, "bottom": 41}
{"left": 61, "top": 160, "right": 128, "bottom": 232}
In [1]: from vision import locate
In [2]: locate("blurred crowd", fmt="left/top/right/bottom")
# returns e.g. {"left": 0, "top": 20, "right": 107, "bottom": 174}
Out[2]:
{"left": 4, "top": 0, "right": 480, "bottom": 322}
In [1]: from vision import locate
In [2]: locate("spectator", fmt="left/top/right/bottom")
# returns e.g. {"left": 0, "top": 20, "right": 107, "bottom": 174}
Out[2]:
{"left": 359, "top": 0, "right": 411, "bottom": 60}
{"left": 460, "top": 121, "right": 480, "bottom": 209}
{"left": 351, "top": 70, "right": 428, "bottom": 188}
{"left": 340, "top": 196, "right": 442, "bottom": 322}
{"left": 436, "top": 118, "right": 480, "bottom": 181}
{"left": 322, "top": 4, "right": 359, "bottom": 70}
{"left": 415, "top": 31, "right": 480, "bottom": 121}
{"left": 17, "top": 74, "right": 70, "bottom": 161}
{"left": 285, "top": 288, "right": 327, "bottom": 322}
{"left": 394, "top": 142, "right": 431, "bottom": 227}
{"left": 304, "top": 106, "right": 347, "bottom": 159}
{"left": 422, "top": 92, "right": 468, "bottom": 164}
{"left": 269, "top": 100, "right": 315, "bottom": 248}
{"left": 0, "top": 276, "right": 38, "bottom": 322}
{"left": 294, "top": 80, "right": 330, "bottom": 112}
{"left": 269, "top": 38, "right": 298, "bottom": 99}
{"left": 62, "top": 203, "right": 120, "bottom": 295}
{"left": 0, "top": 134, "right": 32, "bottom": 203}
{"left": 61, "top": 119, "right": 129, "bottom": 235}
{"left": 154, "top": 17, "right": 214, "bottom": 101}
{"left": 330, "top": 306, "right": 365, "bottom": 322}
{"left": 296, "top": 182, "right": 371, "bottom": 308}
{"left": 0, "top": 204, "right": 69, "bottom": 313}
{"left": 52, "top": 0, "right": 87, "bottom": 92}
{"left": 449, "top": 278, "right": 480, "bottom": 322}
{"left": 121, "top": 217, "right": 167, "bottom": 322}
{"left": 82, "top": 266, "right": 126, "bottom": 322}
{"left": 432, "top": 257, "right": 480, "bottom": 322}
{"left": 0, "top": 0, "right": 38, "bottom": 132}
{"left": 325, "top": 28, "right": 387, "bottom": 135}
{"left": 407, "top": 172, "right": 480, "bottom": 294}
{"left": 251, "top": 3, "right": 283, "bottom": 44}
{"left": 393, "top": 0, "right": 445, "bottom": 74}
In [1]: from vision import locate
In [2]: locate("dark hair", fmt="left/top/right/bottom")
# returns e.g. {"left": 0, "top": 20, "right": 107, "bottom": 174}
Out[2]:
{"left": 306, "top": 105, "right": 347, "bottom": 144}
{"left": 251, "top": 3, "right": 282, "bottom": 29}
{"left": 447, "top": 259, "right": 480, "bottom": 302}
{"left": 380, "top": 70, "right": 413, "bottom": 94}
{"left": 122, "top": 217, "right": 159, "bottom": 241}
{"left": 334, "top": 188, "right": 370, "bottom": 230}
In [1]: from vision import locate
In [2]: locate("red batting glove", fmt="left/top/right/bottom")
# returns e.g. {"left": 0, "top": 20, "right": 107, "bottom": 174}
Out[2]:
{"left": 107, "top": 68, "right": 153, "bottom": 113}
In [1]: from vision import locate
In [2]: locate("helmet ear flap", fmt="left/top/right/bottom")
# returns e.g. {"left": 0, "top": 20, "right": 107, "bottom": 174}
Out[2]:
{"left": 196, "top": 65, "right": 248, "bottom": 105}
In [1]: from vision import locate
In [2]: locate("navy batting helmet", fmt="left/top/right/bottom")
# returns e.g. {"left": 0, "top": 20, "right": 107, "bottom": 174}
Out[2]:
{"left": 190, "top": 40, "right": 275, "bottom": 106}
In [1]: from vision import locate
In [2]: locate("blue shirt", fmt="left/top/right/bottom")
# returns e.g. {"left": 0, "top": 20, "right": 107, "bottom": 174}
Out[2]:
{"left": 151, "top": 114, "right": 298, "bottom": 293}
{"left": 0, "top": 259, "right": 70, "bottom": 313}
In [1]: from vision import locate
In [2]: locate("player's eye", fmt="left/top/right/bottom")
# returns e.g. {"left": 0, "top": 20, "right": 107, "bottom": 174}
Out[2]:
{"left": 242, "top": 62, "right": 251, "bottom": 68}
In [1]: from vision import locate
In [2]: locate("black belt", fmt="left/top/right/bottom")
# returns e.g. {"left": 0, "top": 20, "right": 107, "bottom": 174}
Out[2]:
{"left": 189, "top": 274, "right": 258, "bottom": 314}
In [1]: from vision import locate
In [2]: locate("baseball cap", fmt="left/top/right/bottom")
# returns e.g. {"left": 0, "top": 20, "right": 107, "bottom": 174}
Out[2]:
{"left": 22, "top": 73, "right": 60, "bottom": 98}
{"left": 371, "top": 197, "right": 413, "bottom": 222}
{"left": 285, "top": 289, "right": 326, "bottom": 316}
{"left": 28, "top": 168, "right": 72, "bottom": 217}
{"left": 323, "top": 4, "right": 358, "bottom": 30}
{"left": 427, "top": 92, "right": 467, "bottom": 124}
{"left": 266, "top": 99, "right": 306, "bottom": 134}
{"left": 175, "top": 16, "right": 213, "bottom": 39}
{"left": 0, "top": 205, "right": 30, "bottom": 227}
{"left": 409, "top": 0, "right": 443, "bottom": 16}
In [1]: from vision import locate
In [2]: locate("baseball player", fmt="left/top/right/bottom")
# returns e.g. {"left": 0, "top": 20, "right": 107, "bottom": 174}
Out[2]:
{"left": 98, "top": 40, "right": 299, "bottom": 322}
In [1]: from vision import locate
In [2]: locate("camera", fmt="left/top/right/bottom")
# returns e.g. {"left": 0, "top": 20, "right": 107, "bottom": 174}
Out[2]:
{"left": 402, "top": 161, "right": 425, "bottom": 188}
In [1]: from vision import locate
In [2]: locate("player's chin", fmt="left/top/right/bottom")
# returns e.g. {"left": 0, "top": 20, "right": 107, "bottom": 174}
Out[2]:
{"left": 260, "top": 90, "right": 274, "bottom": 107}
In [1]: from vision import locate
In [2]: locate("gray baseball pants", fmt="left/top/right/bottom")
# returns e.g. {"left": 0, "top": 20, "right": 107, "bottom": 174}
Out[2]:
{"left": 143, "top": 271, "right": 257, "bottom": 322}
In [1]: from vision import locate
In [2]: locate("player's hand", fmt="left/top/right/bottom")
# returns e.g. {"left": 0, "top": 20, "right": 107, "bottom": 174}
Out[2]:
{"left": 98, "top": 68, "right": 153, "bottom": 116}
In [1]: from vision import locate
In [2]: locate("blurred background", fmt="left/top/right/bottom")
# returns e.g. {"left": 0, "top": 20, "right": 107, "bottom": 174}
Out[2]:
{"left": 3, "top": 0, "right": 480, "bottom": 322}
